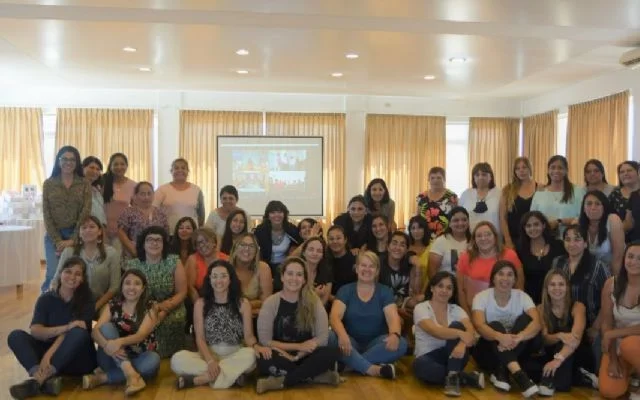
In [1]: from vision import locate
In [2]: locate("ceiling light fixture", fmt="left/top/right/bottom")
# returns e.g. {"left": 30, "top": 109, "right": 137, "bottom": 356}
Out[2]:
{"left": 345, "top": 53, "right": 359, "bottom": 59}
{"left": 331, "top": 72, "right": 343, "bottom": 77}
{"left": 123, "top": 46, "right": 137, "bottom": 53}
{"left": 423, "top": 75, "right": 436, "bottom": 80}
{"left": 449, "top": 57, "right": 467, "bottom": 64}
{"left": 138, "top": 67, "right": 151, "bottom": 72}
{"left": 236, "top": 69, "right": 249, "bottom": 74}
{"left": 236, "top": 49, "right": 249, "bottom": 56}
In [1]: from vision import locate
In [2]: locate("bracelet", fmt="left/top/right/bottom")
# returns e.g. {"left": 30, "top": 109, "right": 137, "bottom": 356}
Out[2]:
{"left": 553, "top": 353, "right": 565, "bottom": 362}
{"left": 390, "top": 332, "right": 401, "bottom": 338}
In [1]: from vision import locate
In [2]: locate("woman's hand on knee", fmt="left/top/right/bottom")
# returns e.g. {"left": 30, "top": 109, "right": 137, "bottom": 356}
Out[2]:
{"left": 338, "top": 334, "right": 352, "bottom": 356}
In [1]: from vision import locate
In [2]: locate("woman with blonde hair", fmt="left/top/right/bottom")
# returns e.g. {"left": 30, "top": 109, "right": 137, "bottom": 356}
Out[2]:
{"left": 500, "top": 157, "right": 539, "bottom": 249}
{"left": 229, "top": 233, "right": 273, "bottom": 315}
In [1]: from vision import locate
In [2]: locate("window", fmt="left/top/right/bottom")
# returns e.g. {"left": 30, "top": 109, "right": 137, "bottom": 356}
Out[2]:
{"left": 557, "top": 112, "right": 568, "bottom": 156}
{"left": 445, "top": 121, "right": 469, "bottom": 196}
{"left": 42, "top": 111, "right": 57, "bottom": 177}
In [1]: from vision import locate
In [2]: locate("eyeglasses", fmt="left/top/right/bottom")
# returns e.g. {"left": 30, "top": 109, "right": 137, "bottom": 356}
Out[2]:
{"left": 196, "top": 239, "right": 212, "bottom": 247}
{"left": 238, "top": 243, "right": 257, "bottom": 250}
{"left": 59, "top": 157, "right": 76, "bottom": 163}
{"left": 145, "top": 237, "right": 163, "bottom": 244}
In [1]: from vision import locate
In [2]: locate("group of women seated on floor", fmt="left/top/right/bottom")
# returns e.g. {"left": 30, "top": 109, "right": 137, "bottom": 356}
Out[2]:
{"left": 8, "top": 145, "right": 640, "bottom": 399}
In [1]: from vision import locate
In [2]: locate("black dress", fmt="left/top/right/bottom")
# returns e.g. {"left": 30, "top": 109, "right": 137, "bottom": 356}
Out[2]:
{"left": 507, "top": 195, "right": 534, "bottom": 247}
{"left": 517, "top": 239, "right": 566, "bottom": 304}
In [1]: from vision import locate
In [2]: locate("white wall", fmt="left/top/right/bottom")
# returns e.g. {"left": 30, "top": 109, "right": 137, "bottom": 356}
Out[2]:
{"left": 0, "top": 87, "right": 522, "bottom": 201}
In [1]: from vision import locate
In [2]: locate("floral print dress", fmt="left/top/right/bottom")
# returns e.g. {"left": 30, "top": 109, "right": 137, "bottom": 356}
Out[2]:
{"left": 416, "top": 189, "right": 458, "bottom": 239}
{"left": 109, "top": 298, "right": 157, "bottom": 356}
{"left": 126, "top": 254, "right": 185, "bottom": 358}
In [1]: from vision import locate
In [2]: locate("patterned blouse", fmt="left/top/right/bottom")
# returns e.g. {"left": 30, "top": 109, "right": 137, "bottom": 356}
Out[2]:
{"left": 118, "top": 206, "right": 169, "bottom": 256}
{"left": 608, "top": 187, "right": 628, "bottom": 221}
{"left": 42, "top": 175, "right": 92, "bottom": 243}
{"left": 109, "top": 298, "right": 157, "bottom": 355}
{"left": 416, "top": 189, "right": 458, "bottom": 239}
{"left": 204, "top": 301, "right": 244, "bottom": 346}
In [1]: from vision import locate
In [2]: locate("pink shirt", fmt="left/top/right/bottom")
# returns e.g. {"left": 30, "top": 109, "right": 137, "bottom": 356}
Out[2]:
{"left": 104, "top": 178, "right": 137, "bottom": 238}
{"left": 153, "top": 183, "right": 203, "bottom": 235}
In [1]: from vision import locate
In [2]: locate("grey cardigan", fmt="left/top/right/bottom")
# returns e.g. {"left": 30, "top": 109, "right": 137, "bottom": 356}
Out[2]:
{"left": 257, "top": 292, "right": 329, "bottom": 346}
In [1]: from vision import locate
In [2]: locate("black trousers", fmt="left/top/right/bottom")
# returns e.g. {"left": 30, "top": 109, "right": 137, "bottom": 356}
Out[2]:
{"left": 257, "top": 346, "right": 339, "bottom": 387}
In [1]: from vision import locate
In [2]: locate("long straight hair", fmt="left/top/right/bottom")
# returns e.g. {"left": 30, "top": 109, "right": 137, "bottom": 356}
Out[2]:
{"left": 73, "top": 215, "right": 107, "bottom": 261}
{"left": 540, "top": 269, "right": 573, "bottom": 332}
{"left": 281, "top": 257, "right": 318, "bottom": 333}
{"left": 116, "top": 269, "right": 151, "bottom": 330}
{"left": 51, "top": 145, "right": 83, "bottom": 178}
{"left": 504, "top": 157, "right": 533, "bottom": 212}
{"left": 546, "top": 155, "right": 575, "bottom": 203}
{"left": 54, "top": 256, "right": 93, "bottom": 318}
{"left": 614, "top": 242, "right": 640, "bottom": 308}
{"left": 578, "top": 190, "right": 612, "bottom": 246}
{"left": 102, "top": 153, "right": 128, "bottom": 203}
{"left": 221, "top": 209, "right": 248, "bottom": 254}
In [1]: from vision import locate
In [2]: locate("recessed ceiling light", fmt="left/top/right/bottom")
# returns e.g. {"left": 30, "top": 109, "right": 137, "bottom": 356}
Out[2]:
{"left": 236, "top": 69, "right": 249, "bottom": 74}
{"left": 331, "top": 72, "right": 343, "bottom": 77}
{"left": 345, "top": 53, "right": 359, "bottom": 59}
{"left": 123, "top": 46, "right": 137, "bottom": 53}
{"left": 138, "top": 67, "right": 151, "bottom": 72}
{"left": 449, "top": 57, "right": 467, "bottom": 64}
{"left": 423, "top": 75, "right": 436, "bottom": 80}
{"left": 236, "top": 49, "right": 249, "bottom": 56}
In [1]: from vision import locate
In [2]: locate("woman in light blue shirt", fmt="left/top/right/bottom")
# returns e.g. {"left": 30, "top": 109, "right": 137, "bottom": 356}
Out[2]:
{"left": 531, "top": 155, "right": 585, "bottom": 237}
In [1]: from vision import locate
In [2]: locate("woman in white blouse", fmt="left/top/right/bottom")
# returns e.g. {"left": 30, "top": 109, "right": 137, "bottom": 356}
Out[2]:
{"left": 459, "top": 163, "right": 502, "bottom": 236}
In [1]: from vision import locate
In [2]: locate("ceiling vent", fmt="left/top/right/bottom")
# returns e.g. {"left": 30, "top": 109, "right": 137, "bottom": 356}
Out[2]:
{"left": 620, "top": 48, "right": 640, "bottom": 69}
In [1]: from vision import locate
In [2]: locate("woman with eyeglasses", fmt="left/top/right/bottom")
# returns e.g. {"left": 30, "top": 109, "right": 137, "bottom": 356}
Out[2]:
{"left": 219, "top": 209, "right": 248, "bottom": 255}
{"left": 42, "top": 146, "right": 92, "bottom": 292}
{"left": 531, "top": 155, "right": 586, "bottom": 237}
{"left": 417, "top": 167, "right": 459, "bottom": 239}
{"left": 459, "top": 162, "right": 502, "bottom": 236}
{"left": 457, "top": 221, "right": 523, "bottom": 315}
{"left": 584, "top": 159, "right": 615, "bottom": 197}
{"left": 184, "top": 228, "right": 229, "bottom": 332}
{"left": 126, "top": 226, "right": 187, "bottom": 358}
{"left": 500, "top": 157, "right": 538, "bottom": 249}
{"left": 578, "top": 190, "right": 625, "bottom": 275}
{"left": 81, "top": 156, "right": 106, "bottom": 226}
{"left": 229, "top": 233, "right": 273, "bottom": 316}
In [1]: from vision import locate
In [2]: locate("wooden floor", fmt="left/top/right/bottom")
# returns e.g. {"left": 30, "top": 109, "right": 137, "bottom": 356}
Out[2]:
{"left": 0, "top": 271, "right": 602, "bottom": 400}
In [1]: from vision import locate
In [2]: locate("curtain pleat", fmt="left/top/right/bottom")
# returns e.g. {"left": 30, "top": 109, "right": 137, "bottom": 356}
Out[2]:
{"left": 523, "top": 110, "right": 558, "bottom": 183}
{"left": 468, "top": 117, "right": 520, "bottom": 188}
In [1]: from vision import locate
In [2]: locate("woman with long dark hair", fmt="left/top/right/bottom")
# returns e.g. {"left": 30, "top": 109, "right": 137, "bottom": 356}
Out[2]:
{"left": 364, "top": 178, "right": 396, "bottom": 230}
{"left": 326, "top": 225, "right": 357, "bottom": 297}
{"left": 428, "top": 207, "right": 471, "bottom": 279}
{"left": 254, "top": 200, "right": 301, "bottom": 291}
{"left": 219, "top": 209, "right": 248, "bottom": 255}
{"left": 531, "top": 155, "right": 586, "bottom": 237}
{"left": 82, "top": 156, "right": 106, "bottom": 226}
{"left": 609, "top": 161, "right": 639, "bottom": 240}
{"left": 256, "top": 257, "right": 341, "bottom": 393}
{"left": 102, "top": 153, "right": 136, "bottom": 250}
{"left": 42, "top": 145, "right": 92, "bottom": 292}
{"left": 408, "top": 215, "right": 432, "bottom": 290}
{"left": 413, "top": 271, "right": 483, "bottom": 397}
{"left": 82, "top": 269, "right": 160, "bottom": 395}
{"left": 515, "top": 211, "right": 565, "bottom": 304}
{"left": 8, "top": 257, "right": 97, "bottom": 399}
{"left": 500, "top": 157, "right": 538, "bottom": 249}
{"left": 171, "top": 260, "right": 262, "bottom": 389}
{"left": 333, "top": 195, "right": 373, "bottom": 252}
{"left": 365, "top": 215, "right": 391, "bottom": 259}
{"left": 584, "top": 159, "right": 614, "bottom": 196}
{"left": 169, "top": 216, "right": 197, "bottom": 266}
{"left": 300, "top": 236, "right": 333, "bottom": 305}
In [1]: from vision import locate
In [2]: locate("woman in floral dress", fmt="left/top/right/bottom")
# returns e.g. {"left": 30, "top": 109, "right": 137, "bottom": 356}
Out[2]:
{"left": 416, "top": 167, "right": 458, "bottom": 239}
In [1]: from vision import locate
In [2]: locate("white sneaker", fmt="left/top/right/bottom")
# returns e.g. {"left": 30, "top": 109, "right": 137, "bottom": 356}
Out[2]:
{"left": 579, "top": 367, "right": 599, "bottom": 389}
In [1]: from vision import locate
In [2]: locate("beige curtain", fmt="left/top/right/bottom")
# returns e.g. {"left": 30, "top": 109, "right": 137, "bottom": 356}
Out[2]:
{"left": 265, "top": 113, "right": 346, "bottom": 223}
{"left": 523, "top": 110, "right": 558, "bottom": 183}
{"left": 179, "top": 111, "right": 263, "bottom": 213}
{"left": 56, "top": 108, "right": 153, "bottom": 182}
{"left": 468, "top": 117, "right": 520, "bottom": 188}
{"left": 365, "top": 114, "right": 446, "bottom": 228}
{"left": 0, "top": 108, "right": 45, "bottom": 191}
{"left": 566, "top": 91, "right": 629, "bottom": 184}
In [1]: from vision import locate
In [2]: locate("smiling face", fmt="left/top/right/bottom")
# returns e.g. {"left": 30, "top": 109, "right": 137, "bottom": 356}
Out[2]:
{"left": 110, "top": 155, "right": 128, "bottom": 178}
{"left": 268, "top": 210, "right": 285, "bottom": 226}
{"left": 388, "top": 234, "right": 408, "bottom": 261}
{"left": 563, "top": 229, "right": 586, "bottom": 257}
{"left": 493, "top": 266, "right": 516, "bottom": 292}
{"left": 624, "top": 245, "right": 640, "bottom": 277}
{"left": 209, "top": 265, "right": 231, "bottom": 294}
{"left": 282, "top": 262, "right": 306, "bottom": 293}
{"left": 584, "top": 163, "right": 603, "bottom": 186}
{"left": 548, "top": 160, "right": 567, "bottom": 183}
{"left": 303, "top": 239, "right": 324, "bottom": 266}
{"left": 79, "top": 218, "right": 102, "bottom": 244}
{"left": 121, "top": 273, "right": 145, "bottom": 302}
{"left": 371, "top": 217, "right": 388, "bottom": 240}
{"left": 524, "top": 215, "right": 545, "bottom": 240}
{"left": 431, "top": 276, "right": 454, "bottom": 304}
{"left": 369, "top": 183, "right": 386, "bottom": 203}
{"left": 619, "top": 163, "right": 639, "bottom": 187}
{"left": 60, "top": 264, "right": 84, "bottom": 291}
{"left": 410, "top": 221, "right": 425, "bottom": 242}
{"left": 449, "top": 212, "right": 469, "bottom": 236}
{"left": 171, "top": 160, "right": 189, "bottom": 182}
{"left": 348, "top": 200, "right": 367, "bottom": 223}
{"left": 429, "top": 172, "right": 445, "bottom": 191}
{"left": 59, "top": 151, "right": 77, "bottom": 175}
{"left": 220, "top": 192, "right": 237, "bottom": 211}
{"left": 196, "top": 233, "right": 216, "bottom": 258}
{"left": 230, "top": 213, "right": 246, "bottom": 235}
{"left": 235, "top": 235, "right": 258, "bottom": 263}
{"left": 514, "top": 160, "right": 531, "bottom": 182}
{"left": 299, "top": 221, "right": 313, "bottom": 240}
{"left": 177, "top": 220, "right": 194, "bottom": 241}
{"left": 355, "top": 255, "right": 378, "bottom": 283}
{"left": 474, "top": 225, "right": 496, "bottom": 252}
{"left": 583, "top": 194, "right": 604, "bottom": 221}
{"left": 144, "top": 234, "right": 164, "bottom": 259}
{"left": 83, "top": 162, "right": 102, "bottom": 184}
{"left": 546, "top": 273, "right": 567, "bottom": 302}
{"left": 134, "top": 183, "right": 154, "bottom": 208}
{"left": 327, "top": 229, "right": 347, "bottom": 254}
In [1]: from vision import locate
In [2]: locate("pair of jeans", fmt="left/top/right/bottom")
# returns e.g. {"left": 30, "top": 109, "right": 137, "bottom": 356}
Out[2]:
{"left": 42, "top": 227, "right": 75, "bottom": 292}
{"left": 328, "top": 331, "right": 408, "bottom": 374}
{"left": 8, "top": 327, "right": 97, "bottom": 376}
{"left": 96, "top": 323, "right": 160, "bottom": 384}
{"left": 413, "top": 321, "right": 469, "bottom": 384}
{"left": 256, "top": 346, "right": 339, "bottom": 387}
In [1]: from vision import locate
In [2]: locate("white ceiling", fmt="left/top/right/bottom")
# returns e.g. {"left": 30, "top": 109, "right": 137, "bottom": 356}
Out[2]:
{"left": 0, "top": 0, "right": 639, "bottom": 99}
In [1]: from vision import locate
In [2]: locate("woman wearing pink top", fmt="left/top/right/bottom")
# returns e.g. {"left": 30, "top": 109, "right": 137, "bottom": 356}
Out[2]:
{"left": 103, "top": 153, "right": 137, "bottom": 251}
{"left": 153, "top": 158, "right": 205, "bottom": 235}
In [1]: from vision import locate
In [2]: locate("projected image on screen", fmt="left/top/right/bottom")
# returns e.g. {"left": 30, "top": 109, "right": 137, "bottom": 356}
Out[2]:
{"left": 218, "top": 136, "right": 323, "bottom": 216}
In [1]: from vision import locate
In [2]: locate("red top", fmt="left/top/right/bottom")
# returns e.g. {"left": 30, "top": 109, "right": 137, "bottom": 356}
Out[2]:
{"left": 194, "top": 252, "right": 229, "bottom": 290}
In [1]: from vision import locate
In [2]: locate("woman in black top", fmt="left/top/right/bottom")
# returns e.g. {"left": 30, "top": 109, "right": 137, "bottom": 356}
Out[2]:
{"left": 500, "top": 157, "right": 538, "bottom": 249}
{"left": 326, "top": 225, "right": 356, "bottom": 297}
{"left": 516, "top": 211, "right": 566, "bottom": 304}
{"left": 365, "top": 215, "right": 390, "bottom": 260}
{"left": 332, "top": 195, "right": 373, "bottom": 252}
{"left": 300, "top": 236, "right": 333, "bottom": 305}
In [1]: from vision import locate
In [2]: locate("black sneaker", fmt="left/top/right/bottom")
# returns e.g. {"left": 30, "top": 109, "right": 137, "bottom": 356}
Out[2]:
{"left": 460, "top": 371, "right": 485, "bottom": 389}
{"left": 444, "top": 373, "right": 461, "bottom": 397}
{"left": 538, "top": 376, "right": 555, "bottom": 397}
{"left": 490, "top": 367, "right": 511, "bottom": 391}
{"left": 41, "top": 376, "right": 62, "bottom": 396}
{"left": 379, "top": 364, "right": 396, "bottom": 380}
{"left": 9, "top": 379, "right": 40, "bottom": 399}
{"left": 512, "top": 370, "right": 539, "bottom": 398}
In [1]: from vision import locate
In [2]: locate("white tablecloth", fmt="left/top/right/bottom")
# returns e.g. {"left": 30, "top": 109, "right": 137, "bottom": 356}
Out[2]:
{"left": 6, "top": 218, "right": 45, "bottom": 261}
{"left": 0, "top": 225, "right": 40, "bottom": 287}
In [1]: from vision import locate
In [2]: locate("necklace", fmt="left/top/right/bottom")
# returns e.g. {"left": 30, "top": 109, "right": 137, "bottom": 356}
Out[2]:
{"left": 531, "top": 242, "right": 547, "bottom": 260}
{"left": 272, "top": 230, "right": 285, "bottom": 246}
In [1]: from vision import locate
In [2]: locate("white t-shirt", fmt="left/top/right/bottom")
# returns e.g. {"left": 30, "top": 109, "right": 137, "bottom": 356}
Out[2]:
{"left": 413, "top": 300, "right": 468, "bottom": 357}
{"left": 459, "top": 187, "right": 502, "bottom": 235}
{"left": 429, "top": 234, "right": 469, "bottom": 274}
{"left": 472, "top": 288, "right": 535, "bottom": 332}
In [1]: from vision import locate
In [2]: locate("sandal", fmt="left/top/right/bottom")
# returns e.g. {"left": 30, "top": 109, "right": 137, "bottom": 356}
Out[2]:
{"left": 124, "top": 375, "right": 146, "bottom": 396}
{"left": 175, "top": 375, "right": 196, "bottom": 390}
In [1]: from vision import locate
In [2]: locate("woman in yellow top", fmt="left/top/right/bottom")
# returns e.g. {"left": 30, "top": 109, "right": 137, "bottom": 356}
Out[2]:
{"left": 408, "top": 215, "right": 432, "bottom": 291}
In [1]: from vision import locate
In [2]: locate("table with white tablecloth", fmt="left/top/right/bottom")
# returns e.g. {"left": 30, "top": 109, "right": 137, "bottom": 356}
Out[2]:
{"left": 0, "top": 225, "right": 40, "bottom": 287}
{"left": 6, "top": 218, "right": 45, "bottom": 261}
